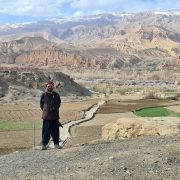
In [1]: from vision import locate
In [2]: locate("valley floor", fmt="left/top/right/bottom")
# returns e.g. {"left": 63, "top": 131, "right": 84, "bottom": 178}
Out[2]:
{"left": 0, "top": 96, "right": 179, "bottom": 179}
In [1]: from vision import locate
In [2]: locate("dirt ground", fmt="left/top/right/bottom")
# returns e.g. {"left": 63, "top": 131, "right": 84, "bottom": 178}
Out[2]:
{"left": 166, "top": 105, "right": 180, "bottom": 113}
{"left": 0, "top": 135, "right": 179, "bottom": 180}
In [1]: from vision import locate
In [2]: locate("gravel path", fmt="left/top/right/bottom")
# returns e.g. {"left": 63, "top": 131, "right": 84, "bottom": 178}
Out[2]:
{"left": 0, "top": 135, "right": 179, "bottom": 180}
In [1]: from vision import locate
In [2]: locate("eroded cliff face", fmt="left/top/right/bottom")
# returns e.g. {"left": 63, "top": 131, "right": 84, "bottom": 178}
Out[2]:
{"left": 0, "top": 37, "right": 51, "bottom": 64}
{"left": 15, "top": 47, "right": 99, "bottom": 69}
{"left": 0, "top": 37, "right": 104, "bottom": 69}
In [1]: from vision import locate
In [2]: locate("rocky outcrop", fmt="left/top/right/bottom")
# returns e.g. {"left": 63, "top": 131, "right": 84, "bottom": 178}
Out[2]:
{"left": 102, "top": 117, "right": 180, "bottom": 140}
{"left": 0, "top": 70, "right": 91, "bottom": 103}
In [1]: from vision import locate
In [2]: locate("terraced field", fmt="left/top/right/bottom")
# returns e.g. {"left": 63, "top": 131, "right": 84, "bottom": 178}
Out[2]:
{"left": 0, "top": 99, "right": 99, "bottom": 155}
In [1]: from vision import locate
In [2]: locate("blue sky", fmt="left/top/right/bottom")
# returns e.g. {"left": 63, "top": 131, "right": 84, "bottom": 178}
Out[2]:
{"left": 0, "top": 0, "right": 180, "bottom": 24}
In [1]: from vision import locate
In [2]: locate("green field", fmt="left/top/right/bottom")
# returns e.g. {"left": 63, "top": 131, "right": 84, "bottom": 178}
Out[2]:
{"left": 134, "top": 107, "right": 180, "bottom": 117}
{"left": 0, "top": 121, "right": 42, "bottom": 131}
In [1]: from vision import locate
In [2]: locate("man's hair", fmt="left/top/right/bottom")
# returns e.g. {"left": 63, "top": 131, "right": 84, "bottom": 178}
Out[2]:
{"left": 45, "top": 81, "right": 54, "bottom": 87}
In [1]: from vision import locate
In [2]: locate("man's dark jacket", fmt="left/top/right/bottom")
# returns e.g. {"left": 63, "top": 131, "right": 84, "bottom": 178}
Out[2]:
{"left": 40, "top": 91, "right": 61, "bottom": 120}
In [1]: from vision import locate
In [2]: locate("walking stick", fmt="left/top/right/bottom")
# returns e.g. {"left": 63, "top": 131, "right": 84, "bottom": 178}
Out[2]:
{"left": 33, "top": 123, "right": 35, "bottom": 148}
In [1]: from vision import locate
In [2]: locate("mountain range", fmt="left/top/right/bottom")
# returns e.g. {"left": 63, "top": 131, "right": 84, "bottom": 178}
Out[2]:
{"left": 0, "top": 11, "right": 180, "bottom": 70}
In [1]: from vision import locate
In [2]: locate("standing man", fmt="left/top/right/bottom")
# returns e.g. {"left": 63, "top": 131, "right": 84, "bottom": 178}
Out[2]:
{"left": 40, "top": 81, "right": 62, "bottom": 150}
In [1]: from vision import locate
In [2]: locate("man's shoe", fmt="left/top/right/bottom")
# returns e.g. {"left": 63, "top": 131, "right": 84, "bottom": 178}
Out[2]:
{"left": 41, "top": 145, "right": 47, "bottom": 150}
{"left": 54, "top": 144, "right": 62, "bottom": 149}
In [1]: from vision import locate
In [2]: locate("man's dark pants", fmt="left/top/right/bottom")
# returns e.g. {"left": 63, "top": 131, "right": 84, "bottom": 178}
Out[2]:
{"left": 42, "top": 120, "right": 59, "bottom": 146}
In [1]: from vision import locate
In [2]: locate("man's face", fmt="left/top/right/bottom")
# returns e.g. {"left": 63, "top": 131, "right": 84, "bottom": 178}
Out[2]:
{"left": 46, "top": 84, "right": 54, "bottom": 92}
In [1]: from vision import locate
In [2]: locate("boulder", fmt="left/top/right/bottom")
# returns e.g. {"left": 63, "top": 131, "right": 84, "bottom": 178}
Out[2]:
{"left": 102, "top": 117, "right": 180, "bottom": 140}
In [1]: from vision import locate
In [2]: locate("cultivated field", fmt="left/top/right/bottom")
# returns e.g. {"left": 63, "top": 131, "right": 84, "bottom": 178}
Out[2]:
{"left": 97, "top": 99, "right": 179, "bottom": 114}
{"left": 0, "top": 96, "right": 179, "bottom": 155}
{"left": 0, "top": 99, "right": 99, "bottom": 155}
{"left": 68, "top": 98, "right": 180, "bottom": 146}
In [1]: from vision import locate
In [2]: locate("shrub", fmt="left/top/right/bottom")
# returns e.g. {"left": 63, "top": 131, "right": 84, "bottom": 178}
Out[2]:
{"left": 144, "top": 91, "right": 159, "bottom": 99}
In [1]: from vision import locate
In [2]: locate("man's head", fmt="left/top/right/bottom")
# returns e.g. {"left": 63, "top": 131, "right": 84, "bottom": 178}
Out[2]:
{"left": 45, "top": 81, "right": 54, "bottom": 92}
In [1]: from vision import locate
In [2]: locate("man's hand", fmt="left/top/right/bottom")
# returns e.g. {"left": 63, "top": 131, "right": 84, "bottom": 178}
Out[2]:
{"left": 58, "top": 121, "right": 63, "bottom": 128}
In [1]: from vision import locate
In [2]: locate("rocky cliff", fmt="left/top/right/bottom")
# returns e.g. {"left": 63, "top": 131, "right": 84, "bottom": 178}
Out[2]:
{"left": 0, "top": 36, "right": 129, "bottom": 70}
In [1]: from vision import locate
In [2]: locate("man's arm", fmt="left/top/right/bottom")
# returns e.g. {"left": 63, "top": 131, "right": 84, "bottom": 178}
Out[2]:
{"left": 58, "top": 94, "right": 61, "bottom": 108}
{"left": 40, "top": 93, "right": 45, "bottom": 110}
